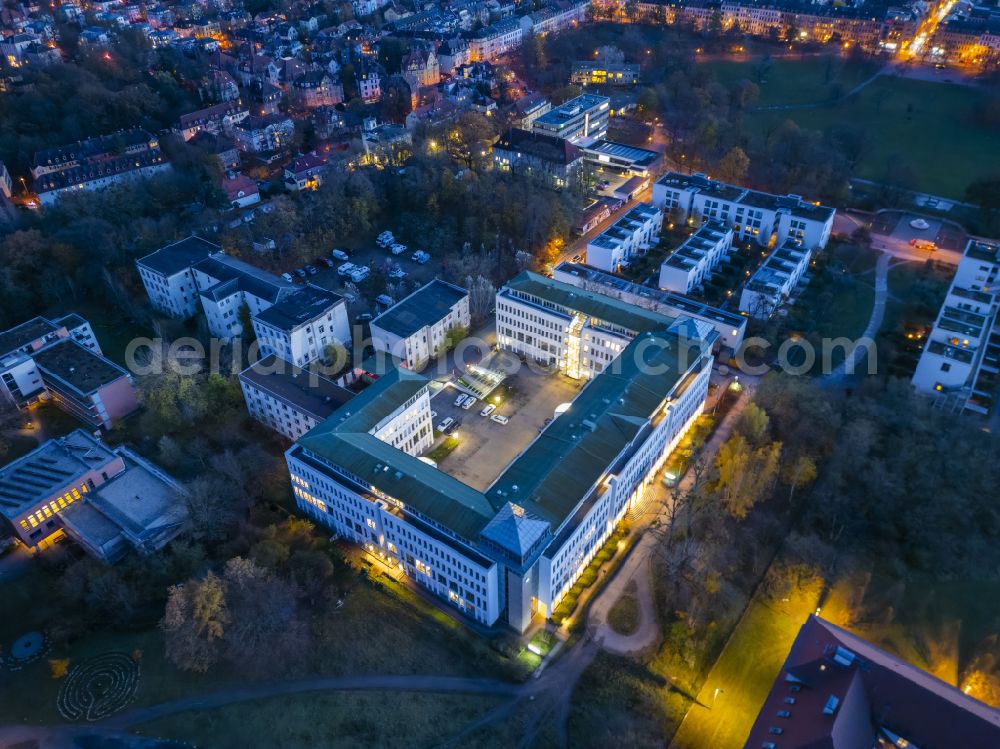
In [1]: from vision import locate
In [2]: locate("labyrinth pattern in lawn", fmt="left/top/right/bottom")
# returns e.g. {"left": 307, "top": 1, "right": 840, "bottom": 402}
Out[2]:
{"left": 56, "top": 652, "right": 140, "bottom": 722}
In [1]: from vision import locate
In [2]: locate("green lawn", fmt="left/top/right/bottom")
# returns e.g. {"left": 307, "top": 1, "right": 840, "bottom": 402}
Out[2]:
{"left": 607, "top": 582, "right": 641, "bottom": 636}
{"left": 139, "top": 692, "right": 504, "bottom": 749}
{"left": 744, "top": 76, "right": 1000, "bottom": 198}
{"left": 670, "top": 579, "right": 823, "bottom": 749}
{"left": 700, "top": 56, "right": 879, "bottom": 107}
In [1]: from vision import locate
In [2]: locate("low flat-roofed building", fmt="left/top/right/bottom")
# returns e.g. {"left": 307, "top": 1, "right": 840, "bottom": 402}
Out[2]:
{"left": 239, "top": 353, "right": 355, "bottom": 440}
{"left": 580, "top": 139, "right": 661, "bottom": 178}
{"left": 59, "top": 446, "right": 189, "bottom": 562}
{"left": 531, "top": 93, "right": 610, "bottom": 145}
{"left": 370, "top": 280, "right": 470, "bottom": 370}
{"left": 747, "top": 615, "right": 1000, "bottom": 749}
{"left": 570, "top": 61, "right": 640, "bottom": 87}
{"left": 585, "top": 202, "right": 662, "bottom": 273}
{"left": 739, "top": 239, "right": 812, "bottom": 319}
{"left": 552, "top": 261, "right": 747, "bottom": 352}
{"left": 912, "top": 238, "right": 1000, "bottom": 415}
{"left": 252, "top": 284, "right": 350, "bottom": 367}
{"left": 658, "top": 220, "right": 734, "bottom": 295}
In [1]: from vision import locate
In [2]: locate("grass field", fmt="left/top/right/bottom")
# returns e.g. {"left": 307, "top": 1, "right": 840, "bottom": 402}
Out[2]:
{"left": 700, "top": 56, "right": 879, "bottom": 107}
{"left": 743, "top": 75, "right": 1000, "bottom": 199}
{"left": 669, "top": 578, "right": 823, "bottom": 749}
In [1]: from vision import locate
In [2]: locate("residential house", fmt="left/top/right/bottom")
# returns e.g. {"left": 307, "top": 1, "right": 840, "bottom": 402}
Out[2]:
{"left": 492, "top": 128, "right": 583, "bottom": 189}
{"left": 658, "top": 221, "right": 733, "bottom": 294}
{"left": 232, "top": 114, "right": 295, "bottom": 153}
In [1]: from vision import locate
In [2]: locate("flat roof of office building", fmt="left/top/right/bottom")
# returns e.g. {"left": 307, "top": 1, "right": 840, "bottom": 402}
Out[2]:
{"left": 136, "top": 236, "right": 220, "bottom": 276}
{"left": 371, "top": 279, "right": 468, "bottom": 339}
{"left": 239, "top": 354, "right": 354, "bottom": 420}
{"left": 31, "top": 338, "right": 130, "bottom": 395}
{"left": 254, "top": 285, "right": 344, "bottom": 332}
{"left": 0, "top": 317, "right": 59, "bottom": 356}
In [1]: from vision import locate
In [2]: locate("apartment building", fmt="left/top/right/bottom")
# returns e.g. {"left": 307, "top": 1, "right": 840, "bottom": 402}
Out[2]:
{"left": 492, "top": 128, "right": 583, "bottom": 190}
{"left": 525, "top": 0, "right": 590, "bottom": 36}
{"left": 175, "top": 101, "right": 250, "bottom": 141}
{"left": 286, "top": 278, "right": 715, "bottom": 631}
{"left": 552, "top": 261, "right": 747, "bottom": 352}
{"left": 912, "top": 238, "right": 1000, "bottom": 416}
{"left": 468, "top": 17, "right": 523, "bottom": 62}
{"left": 658, "top": 220, "right": 734, "bottom": 294}
{"left": 370, "top": 280, "right": 470, "bottom": 370}
{"left": 570, "top": 61, "right": 640, "bottom": 87}
{"left": 30, "top": 129, "right": 170, "bottom": 205}
{"left": 0, "top": 315, "right": 137, "bottom": 429}
{"left": 239, "top": 353, "right": 355, "bottom": 440}
{"left": 585, "top": 202, "right": 663, "bottom": 273}
{"left": 739, "top": 239, "right": 812, "bottom": 319}
{"left": 252, "top": 284, "right": 350, "bottom": 367}
{"left": 0, "top": 430, "right": 187, "bottom": 558}
{"left": 232, "top": 114, "right": 295, "bottom": 153}
{"left": 0, "top": 160, "right": 11, "bottom": 199}
{"left": 531, "top": 93, "right": 610, "bottom": 145}
{"left": 136, "top": 236, "right": 219, "bottom": 319}
{"left": 653, "top": 172, "right": 835, "bottom": 250}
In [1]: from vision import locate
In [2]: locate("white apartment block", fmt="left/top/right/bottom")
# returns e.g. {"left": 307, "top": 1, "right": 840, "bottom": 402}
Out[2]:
{"left": 531, "top": 94, "right": 610, "bottom": 145}
{"left": 192, "top": 255, "right": 298, "bottom": 340}
{"left": 739, "top": 239, "right": 812, "bottom": 319}
{"left": 469, "top": 17, "right": 523, "bottom": 62}
{"left": 370, "top": 280, "right": 470, "bottom": 370}
{"left": 136, "top": 236, "right": 220, "bottom": 319}
{"left": 284, "top": 276, "right": 716, "bottom": 632}
{"left": 658, "top": 220, "right": 734, "bottom": 294}
{"left": 585, "top": 202, "right": 662, "bottom": 273}
{"left": 912, "top": 238, "right": 1000, "bottom": 416}
{"left": 253, "top": 285, "right": 350, "bottom": 367}
{"left": 653, "top": 172, "right": 835, "bottom": 251}
{"left": 239, "top": 354, "right": 355, "bottom": 440}
{"left": 552, "top": 261, "right": 747, "bottom": 352}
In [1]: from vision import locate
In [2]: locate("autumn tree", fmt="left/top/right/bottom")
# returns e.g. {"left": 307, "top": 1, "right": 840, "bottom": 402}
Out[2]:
{"left": 715, "top": 433, "right": 782, "bottom": 519}
{"left": 162, "top": 572, "right": 229, "bottom": 673}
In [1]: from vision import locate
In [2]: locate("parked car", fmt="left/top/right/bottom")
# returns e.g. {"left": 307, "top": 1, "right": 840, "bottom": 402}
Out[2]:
{"left": 341, "top": 290, "right": 357, "bottom": 303}
{"left": 430, "top": 410, "right": 438, "bottom": 421}
{"left": 412, "top": 250, "right": 430, "bottom": 264}
{"left": 376, "top": 294, "right": 394, "bottom": 306}
{"left": 454, "top": 393, "right": 467, "bottom": 407}
{"left": 490, "top": 414, "right": 509, "bottom": 425}
{"left": 572, "top": 254, "right": 583, "bottom": 263}
{"left": 306, "top": 264, "right": 318, "bottom": 275}
{"left": 388, "top": 268, "right": 408, "bottom": 280}
{"left": 331, "top": 249, "right": 350, "bottom": 261}
{"left": 355, "top": 313, "right": 373, "bottom": 322}
{"left": 318, "top": 257, "right": 334, "bottom": 268}
{"left": 295, "top": 268, "right": 307, "bottom": 278}
{"left": 281, "top": 272, "right": 294, "bottom": 282}
{"left": 350, "top": 267, "right": 370, "bottom": 283}
{"left": 461, "top": 395, "right": 476, "bottom": 410}
{"left": 337, "top": 262, "right": 356, "bottom": 277}
{"left": 480, "top": 404, "right": 496, "bottom": 417}
{"left": 377, "top": 231, "right": 395, "bottom": 247}
{"left": 390, "top": 243, "right": 407, "bottom": 255}
{"left": 437, "top": 417, "right": 455, "bottom": 432}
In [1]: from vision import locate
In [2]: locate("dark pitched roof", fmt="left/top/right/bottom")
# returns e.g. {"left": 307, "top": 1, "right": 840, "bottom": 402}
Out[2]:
{"left": 370, "top": 280, "right": 467, "bottom": 339}
{"left": 193, "top": 254, "right": 295, "bottom": 305}
{"left": 239, "top": 353, "right": 354, "bottom": 421}
{"left": 746, "top": 615, "right": 1000, "bottom": 749}
{"left": 253, "top": 284, "right": 344, "bottom": 332}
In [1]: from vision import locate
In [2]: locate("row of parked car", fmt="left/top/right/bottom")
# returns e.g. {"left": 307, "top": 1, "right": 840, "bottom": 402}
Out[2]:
{"left": 281, "top": 248, "right": 357, "bottom": 284}
{"left": 377, "top": 230, "right": 431, "bottom": 265}
{"left": 433, "top": 393, "right": 509, "bottom": 433}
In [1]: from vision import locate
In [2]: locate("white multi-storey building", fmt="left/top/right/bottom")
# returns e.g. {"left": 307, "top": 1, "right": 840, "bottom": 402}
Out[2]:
{"left": 738, "top": 239, "right": 813, "bottom": 319}
{"left": 239, "top": 354, "right": 355, "bottom": 440}
{"left": 531, "top": 93, "right": 610, "bottom": 145}
{"left": 658, "top": 220, "right": 734, "bottom": 294}
{"left": 585, "top": 202, "right": 662, "bottom": 273}
{"left": 252, "top": 285, "right": 350, "bottom": 367}
{"left": 135, "top": 236, "right": 220, "bottom": 319}
{"left": 370, "top": 280, "right": 470, "bottom": 370}
{"left": 912, "top": 238, "right": 1000, "bottom": 416}
{"left": 653, "top": 172, "right": 835, "bottom": 250}
{"left": 468, "top": 17, "right": 523, "bottom": 62}
{"left": 285, "top": 275, "right": 715, "bottom": 631}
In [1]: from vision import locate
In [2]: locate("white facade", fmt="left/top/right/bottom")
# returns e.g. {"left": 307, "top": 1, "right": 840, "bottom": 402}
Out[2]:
{"left": 739, "top": 240, "right": 812, "bottom": 319}
{"left": 912, "top": 238, "right": 1000, "bottom": 415}
{"left": 531, "top": 94, "right": 610, "bottom": 145}
{"left": 253, "top": 289, "right": 351, "bottom": 367}
{"left": 469, "top": 18, "right": 523, "bottom": 62}
{"left": 585, "top": 202, "right": 662, "bottom": 273}
{"left": 658, "top": 221, "right": 734, "bottom": 294}
{"left": 370, "top": 280, "right": 470, "bottom": 370}
{"left": 653, "top": 172, "right": 835, "bottom": 251}
{"left": 136, "top": 237, "right": 218, "bottom": 319}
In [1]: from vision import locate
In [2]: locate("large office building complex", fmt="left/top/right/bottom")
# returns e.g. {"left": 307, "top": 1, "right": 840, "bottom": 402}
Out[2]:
{"left": 652, "top": 172, "right": 835, "bottom": 250}
{"left": 286, "top": 272, "right": 716, "bottom": 632}
{"left": 912, "top": 238, "right": 1000, "bottom": 416}
{"left": 531, "top": 94, "right": 610, "bottom": 145}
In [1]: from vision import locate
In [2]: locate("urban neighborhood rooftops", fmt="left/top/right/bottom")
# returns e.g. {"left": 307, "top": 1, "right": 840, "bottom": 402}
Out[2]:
{"left": 371, "top": 279, "right": 468, "bottom": 339}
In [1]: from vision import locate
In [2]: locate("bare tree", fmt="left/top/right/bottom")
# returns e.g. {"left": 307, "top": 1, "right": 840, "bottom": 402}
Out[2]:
{"left": 465, "top": 274, "right": 495, "bottom": 325}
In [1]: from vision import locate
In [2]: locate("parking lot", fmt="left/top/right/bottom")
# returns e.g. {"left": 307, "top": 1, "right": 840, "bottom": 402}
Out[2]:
{"left": 425, "top": 365, "right": 584, "bottom": 492}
